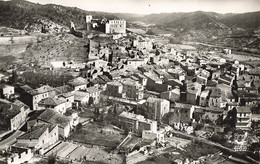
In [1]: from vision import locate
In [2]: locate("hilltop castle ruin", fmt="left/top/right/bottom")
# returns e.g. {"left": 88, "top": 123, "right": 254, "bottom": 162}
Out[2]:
{"left": 85, "top": 15, "right": 126, "bottom": 34}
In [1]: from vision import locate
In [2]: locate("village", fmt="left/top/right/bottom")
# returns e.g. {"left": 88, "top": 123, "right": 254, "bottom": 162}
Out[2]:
{"left": 0, "top": 14, "right": 260, "bottom": 164}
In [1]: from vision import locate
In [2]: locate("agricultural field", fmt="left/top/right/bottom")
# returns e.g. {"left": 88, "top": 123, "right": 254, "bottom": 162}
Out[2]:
{"left": 0, "top": 32, "right": 89, "bottom": 68}
{"left": 20, "top": 33, "right": 89, "bottom": 66}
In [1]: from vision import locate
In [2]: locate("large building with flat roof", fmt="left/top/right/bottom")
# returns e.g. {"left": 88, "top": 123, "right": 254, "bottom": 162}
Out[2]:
{"left": 105, "top": 20, "right": 126, "bottom": 34}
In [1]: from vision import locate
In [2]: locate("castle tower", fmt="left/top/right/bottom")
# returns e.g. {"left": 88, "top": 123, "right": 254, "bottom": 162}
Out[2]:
{"left": 86, "top": 15, "right": 92, "bottom": 30}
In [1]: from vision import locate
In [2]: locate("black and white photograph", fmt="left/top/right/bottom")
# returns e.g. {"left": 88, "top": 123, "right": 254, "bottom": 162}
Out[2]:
{"left": 0, "top": 0, "right": 259, "bottom": 163}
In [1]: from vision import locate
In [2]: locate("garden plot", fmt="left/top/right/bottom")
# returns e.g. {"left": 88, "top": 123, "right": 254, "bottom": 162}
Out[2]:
{"left": 68, "top": 146, "right": 123, "bottom": 164}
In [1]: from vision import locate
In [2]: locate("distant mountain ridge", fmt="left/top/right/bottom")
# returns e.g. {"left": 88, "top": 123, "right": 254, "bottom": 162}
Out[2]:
{"left": 131, "top": 11, "right": 260, "bottom": 30}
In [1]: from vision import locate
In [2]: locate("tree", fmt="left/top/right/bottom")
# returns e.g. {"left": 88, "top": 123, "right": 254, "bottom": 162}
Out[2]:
{"left": 94, "top": 107, "right": 100, "bottom": 121}
{"left": 124, "top": 127, "right": 129, "bottom": 135}
{"left": 10, "top": 37, "right": 14, "bottom": 44}
{"left": 47, "top": 155, "right": 56, "bottom": 164}
{"left": 10, "top": 70, "right": 18, "bottom": 84}
{"left": 88, "top": 97, "right": 94, "bottom": 106}
{"left": 223, "top": 107, "right": 237, "bottom": 128}
{"left": 76, "top": 123, "right": 82, "bottom": 130}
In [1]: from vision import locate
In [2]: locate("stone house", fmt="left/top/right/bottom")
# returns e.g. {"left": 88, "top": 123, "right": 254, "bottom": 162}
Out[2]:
{"left": 38, "top": 97, "right": 67, "bottom": 114}
{"left": 0, "top": 84, "right": 14, "bottom": 99}
{"left": 121, "top": 78, "right": 144, "bottom": 100}
{"left": 86, "top": 86, "right": 101, "bottom": 104}
{"left": 118, "top": 111, "right": 157, "bottom": 135}
{"left": 68, "top": 77, "right": 88, "bottom": 91}
{"left": 208, "top": 87, "right": 222, "bottom": 107}
{"left": 0, "top": 101, "right": 30, "bottom": 131}
{"left": 19, "top": 85, "right": 55, "bottom": 111}
{"left": 236, "top": 107, "right": 252, "bottom": 130}
{"left": 73, "top": 91, "right": 90, "bottom": 106}
{"left": 199, "top": 90, "right": 210, "bottom": 107}
{"left": 16, "top": 124, "right": 58, "bottom": 154}
{"left": 143, "top": 97, "right": 170, "bottom": 121}
{"left": 27, "top": 109, "right": 74, "bottom": 138}
{"left": 160, "top": 87, "right": 181, "bottom": 102}
{"left": 106, "top": 81, "right": 123, "bottom": 97}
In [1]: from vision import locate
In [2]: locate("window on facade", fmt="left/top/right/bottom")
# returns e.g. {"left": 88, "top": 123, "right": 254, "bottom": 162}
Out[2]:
{"left": 240, "top": 113, "right": 242, "bottom": 117}
{"left": 244, "top": 113, "right": 246, "bottom": 117}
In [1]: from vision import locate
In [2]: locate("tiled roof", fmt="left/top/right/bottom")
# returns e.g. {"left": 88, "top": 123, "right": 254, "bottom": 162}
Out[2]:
{"left": 55, "top": 85, "right": 73, "bottom": 95}
{"left": 86, "top": 86, "right": 100, "bottom": 94}
{"left": 20, "top": 85, "right": 33, "bottom": 92}
{"left": 27, "top": 85, "right": 54, "bottom": 96}
{"left": 18, "top": 124, "right": 56, "bottom": 139}
{"left": 107, "top": 81, "right": 123, "bottom": 87}
{"left": 98, "top": 75, "right": 112, "bottom": 83}
{"left": 200, "top": 90, "right": 210, "bottom": 97}
{"left": 144, "top": 71, "right": 161, "bottom": 82}
{"left": 147, "top": 97, "right": 167, "bottom": 103}
{"left": 119, "top": 111, "right": 155, "bottom": 124}
{"left": 121, "top": 78, "right": 137, "bottom": 86}
{"left": 28, "top": 110, "right": 45, "bottom": 121}
{"left": 174, "top": 102, "right": 193, "bottom": 109}
{"left": 38, "top": 97, "right": 66, "bottom": 106}
{"left": 74, "top": 91, "right": 89, "bottom": 101}
{"left": 210, "top": 87, "right": 221, "bottom": 98}
{"left": 236, "top": 107, "right": 251, "bottom": 113}
{"left": 90, "top": 78, "right": 106, "bottom": 85}
{"left": 38, "top": 109, "right": 71, "bottom": 128}
{"left": 60, "top": 92, "right": 74, "bottom": 98}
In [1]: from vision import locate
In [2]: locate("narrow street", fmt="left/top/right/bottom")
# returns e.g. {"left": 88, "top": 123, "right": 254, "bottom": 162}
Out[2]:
{"left": 0, "top": 130, "right": 24, "bottom": 150}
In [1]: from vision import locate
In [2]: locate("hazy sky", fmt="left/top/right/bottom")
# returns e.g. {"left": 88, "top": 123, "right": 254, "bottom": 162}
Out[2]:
{"left": 26, "top": 0, "right": 260, "bottom": 14}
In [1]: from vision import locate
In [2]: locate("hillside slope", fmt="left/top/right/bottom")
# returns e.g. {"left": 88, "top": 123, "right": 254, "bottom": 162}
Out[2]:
{"left": 0, "top": 0, "right": 117, "bottom": 32}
